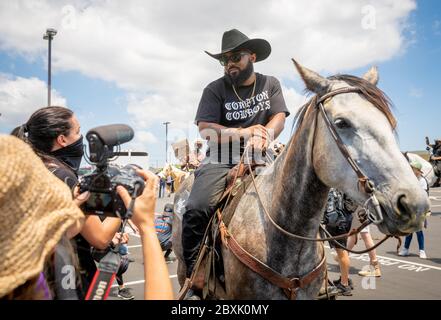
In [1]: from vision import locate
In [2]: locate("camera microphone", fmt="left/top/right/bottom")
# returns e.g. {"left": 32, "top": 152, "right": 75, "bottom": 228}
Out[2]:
{"left": 87, "top": 124, "right": 134, "bottom": 147}
{"left": 86, "top": 124, "right": 134, "bottom": 164}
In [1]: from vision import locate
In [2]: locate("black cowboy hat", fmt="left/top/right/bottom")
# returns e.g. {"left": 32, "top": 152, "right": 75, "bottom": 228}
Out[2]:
{"left": 205, "top": 29, "right": 271, "bottom": 62}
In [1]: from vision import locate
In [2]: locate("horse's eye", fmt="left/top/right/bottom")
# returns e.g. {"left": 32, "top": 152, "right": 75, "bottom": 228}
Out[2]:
{"left": 335, "top": 118, "right": 351, "bottom": 129}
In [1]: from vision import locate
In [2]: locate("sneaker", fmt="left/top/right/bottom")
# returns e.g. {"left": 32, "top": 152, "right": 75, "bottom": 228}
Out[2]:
{"left": 317, "top": 284, "right": 339, "bottom": 300}
{"left": 184, "top": 289, "right": 201, "bottom": 300}
{"left": 335, "top": 282, "right": 352, "bottom": 296}
{"left": 333, "top": 277, "right": 354, "bottom": 290}
{"left": 398, "top": 248, "right": 409, "bottom": 256}
{"left": 117, "top": 287, "right": 135, "bottom": 300}
{"left": 358, "top": 263, "right": 381, "bottom": 277}
{"left": 419, "top": 250, "right": 427, "bottom": 259}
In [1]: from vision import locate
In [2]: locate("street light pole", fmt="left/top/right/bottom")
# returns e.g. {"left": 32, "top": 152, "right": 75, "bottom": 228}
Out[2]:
{"left": 43, "top": 28, "right": 57, "bottom": 107}
{"left": 163, "top": 121, "right": 170, "bottom": 164}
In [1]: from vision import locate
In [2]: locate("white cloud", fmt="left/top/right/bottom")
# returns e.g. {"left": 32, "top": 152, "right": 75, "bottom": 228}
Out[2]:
{"left": 0, "top": 0, "right": 417, "bottom": 136}
{"left": 0, "top": 74, "right": 67, "bottom": 128}
{"left": 125, "top": 129, "right": 159, "bottom": 151}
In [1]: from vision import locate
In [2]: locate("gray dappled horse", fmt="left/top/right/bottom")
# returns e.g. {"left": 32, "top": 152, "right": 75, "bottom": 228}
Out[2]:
{"left": 171, "top": 61, "right": 431, "bottom": 300}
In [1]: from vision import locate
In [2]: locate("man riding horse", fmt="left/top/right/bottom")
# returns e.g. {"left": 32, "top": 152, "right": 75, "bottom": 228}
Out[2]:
{"left": 181, "top": 29, "right": 290, "bottom": 297}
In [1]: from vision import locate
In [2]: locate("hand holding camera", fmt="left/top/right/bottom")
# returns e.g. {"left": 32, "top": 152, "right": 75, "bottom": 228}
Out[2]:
{"left": 117, "top": 169, "right": 159, "bottom": 232}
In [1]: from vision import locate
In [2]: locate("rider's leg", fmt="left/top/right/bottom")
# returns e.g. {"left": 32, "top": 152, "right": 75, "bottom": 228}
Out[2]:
{"left": 182, "top": 163, "right": 234, "bottom": 284}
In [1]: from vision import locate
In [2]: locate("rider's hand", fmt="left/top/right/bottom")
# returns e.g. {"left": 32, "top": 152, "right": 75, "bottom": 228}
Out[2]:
{"left": 247, "top": 135, "right": 269, "bottom": 151}
{"left": 117, "top": 169, "right": 158, "bottom": 232}
{"left": 73, "top": 185, "right": 90, "bottom": 207}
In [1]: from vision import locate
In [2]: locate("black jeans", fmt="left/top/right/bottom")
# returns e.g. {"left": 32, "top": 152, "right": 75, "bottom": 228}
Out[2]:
{"left": 182, "top": 163, "right": 234, "bottom": 278}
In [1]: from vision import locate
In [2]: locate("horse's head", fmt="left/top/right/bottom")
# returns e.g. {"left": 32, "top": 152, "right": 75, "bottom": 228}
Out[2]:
{"left": 293, "top": 60, "right": 430, "bottom": 236}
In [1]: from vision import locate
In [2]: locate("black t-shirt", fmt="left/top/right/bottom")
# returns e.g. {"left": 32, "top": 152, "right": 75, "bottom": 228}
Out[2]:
{"left": 195, "top": 73, "right": 290, "bottom": 163}
{"left": 43, "top": 157, "right": 97, "bottom": 299}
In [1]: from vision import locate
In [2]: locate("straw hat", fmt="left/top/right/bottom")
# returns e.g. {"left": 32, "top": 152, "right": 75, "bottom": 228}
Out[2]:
{"left": 0, "top": 135, "right": 84, "bottom": 298}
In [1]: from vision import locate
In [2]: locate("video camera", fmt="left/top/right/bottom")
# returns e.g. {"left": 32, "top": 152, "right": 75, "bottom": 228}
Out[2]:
{"left": 426, "top": 136, "right": 431, "bottom": 151}
{"left": 79, "top": 124, "right": 145, "bottom": 219}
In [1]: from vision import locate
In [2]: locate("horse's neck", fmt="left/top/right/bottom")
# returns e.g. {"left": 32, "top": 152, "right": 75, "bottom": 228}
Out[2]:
{"left": 263, "top": 110, "right": 329, "bottom": 274}
{"left": 270, "top": 136, "right": 328, "bottom": 236}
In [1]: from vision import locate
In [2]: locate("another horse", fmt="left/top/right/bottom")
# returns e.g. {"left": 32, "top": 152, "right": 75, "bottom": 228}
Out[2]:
{"left": 172, "top": 61, "right": 430, "bottom": 300}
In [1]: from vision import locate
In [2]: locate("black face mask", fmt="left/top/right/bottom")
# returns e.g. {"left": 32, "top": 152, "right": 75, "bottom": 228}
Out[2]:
{"left": 51, "top": 135, "right": 84, "bottom": 172}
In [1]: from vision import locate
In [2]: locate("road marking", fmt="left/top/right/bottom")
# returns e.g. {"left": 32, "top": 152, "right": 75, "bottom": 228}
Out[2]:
{"left": 127, "top": 245, "right": 142, "bottom": 249}
{"left": 349, "top": 253, "right": 441, "bottom": 271}
{"left": 325, "top": 246, "right": 441, "bottom": 272}
{"left": 366, "top": 256, "right": 441, "bottom": 271}
{"left": 431, "top": 204, "right": 441, "bottom": 207}
{"left": 111, "top": 275, "right": 178, "bottom": 288}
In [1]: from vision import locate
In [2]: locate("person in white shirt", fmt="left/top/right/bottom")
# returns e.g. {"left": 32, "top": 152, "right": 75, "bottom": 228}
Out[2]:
{"left": 399, "top": 160, "right": 429, "bottom": 259}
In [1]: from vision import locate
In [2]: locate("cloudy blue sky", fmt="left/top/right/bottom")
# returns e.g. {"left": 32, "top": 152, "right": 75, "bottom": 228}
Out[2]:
{"left": 0, "top": 0, "right": 440, "bottom": 166}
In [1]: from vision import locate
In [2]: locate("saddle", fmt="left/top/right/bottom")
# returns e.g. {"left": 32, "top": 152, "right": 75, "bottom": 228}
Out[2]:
{"left": 178, "top": 162, "right": 257, "bottom": 300}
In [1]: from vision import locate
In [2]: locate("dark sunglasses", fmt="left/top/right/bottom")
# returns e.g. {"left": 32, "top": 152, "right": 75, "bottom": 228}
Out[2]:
{"left": 219, "top": 51, "right": 250, "bottom": 66}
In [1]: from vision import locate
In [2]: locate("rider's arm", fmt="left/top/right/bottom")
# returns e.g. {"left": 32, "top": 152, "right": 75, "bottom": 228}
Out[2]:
{"left": 198, "top": 121, "right": 269, "bottom": 144}
{"left": 265, "top": 112, "right": 286, "bottom": 141}
{"left": 198, "top": 122, "right": 241, "bottom": 143}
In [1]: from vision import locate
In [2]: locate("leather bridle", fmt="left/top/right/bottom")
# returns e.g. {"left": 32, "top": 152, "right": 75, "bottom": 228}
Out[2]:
{"left": 315, "top": 87, "right": 384, "bottom": 225}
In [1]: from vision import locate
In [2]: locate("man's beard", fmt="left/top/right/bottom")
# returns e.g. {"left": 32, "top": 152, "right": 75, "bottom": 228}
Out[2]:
{"left": 224, "top": 60, "right": 254, "bottom": 87}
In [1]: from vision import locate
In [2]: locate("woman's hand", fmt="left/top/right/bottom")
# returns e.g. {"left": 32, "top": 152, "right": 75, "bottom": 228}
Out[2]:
{"left": 73, "top": 185, "right": 90, "bottom": 207}
{"left": 117, "top": 169, "right": 158, "bottom": 232}
{"left": 112, "top": 232, "right": 129, "bottom": 246}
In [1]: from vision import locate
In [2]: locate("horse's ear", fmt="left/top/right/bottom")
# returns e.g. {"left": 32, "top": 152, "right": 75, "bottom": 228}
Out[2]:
{"left": 292, "top": 59, "right": 330, "bottom": 96}
{"left": 362, "top": 66, "right": 379, "bottom": 86}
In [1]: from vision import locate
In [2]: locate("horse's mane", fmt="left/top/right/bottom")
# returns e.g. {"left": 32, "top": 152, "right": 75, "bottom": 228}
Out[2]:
{"left": 328, "top": 74, "right": 396, "bottom": 129}
{"left": 289, "top": 74, "right": 397, "bottom": 147}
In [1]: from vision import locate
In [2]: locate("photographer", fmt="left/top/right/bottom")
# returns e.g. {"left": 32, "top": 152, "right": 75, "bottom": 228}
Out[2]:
{"left": 12, "top": 106, "right": 128, "bottom": 298}
{"left": 1, "top": 135, "right": 173, "bottom": 300}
